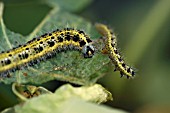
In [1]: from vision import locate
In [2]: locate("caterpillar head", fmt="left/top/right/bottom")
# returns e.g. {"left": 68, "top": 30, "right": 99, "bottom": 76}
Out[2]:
{"left": 82, "top": 44, "right": 95, "bottom": 58}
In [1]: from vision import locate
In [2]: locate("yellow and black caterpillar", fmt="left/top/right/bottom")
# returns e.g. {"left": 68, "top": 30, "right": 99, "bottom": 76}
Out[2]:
{"left": 0, "top": 28, "right": 95, "bottom": 77}
{"left": 95, "top": 23, "right": 135, "bottom": 78}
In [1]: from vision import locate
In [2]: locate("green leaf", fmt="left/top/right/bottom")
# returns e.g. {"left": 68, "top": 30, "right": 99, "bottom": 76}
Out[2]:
{"left": 0, "top": 4, "right": 110, "bottom": 85}
{"left": 2, "top": 84, "right": 114, "bottom": 113}
{"left": 2, "top": 99, "right": 128, "bottom": 113}
{"left": 59, "top": 99, "right": 128, "bottom": 113}
{"left": 45, "top": 0, "right": 93, "bottom": 12}
{"left": 12, "top": 83, "right": 52, "bottom": 101}
{"left": 3, "top": 0, "right": 92, "bottom": 12}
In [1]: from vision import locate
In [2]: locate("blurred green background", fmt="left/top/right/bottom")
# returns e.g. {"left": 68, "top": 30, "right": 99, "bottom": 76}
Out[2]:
{"left": 0, "top": 0, "right": 170, "bottom": 112}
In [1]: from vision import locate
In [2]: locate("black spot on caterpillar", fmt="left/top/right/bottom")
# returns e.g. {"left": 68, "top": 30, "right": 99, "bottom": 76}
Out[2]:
{"left": 95, "top": 23, "right": 135, "bottom": 78}
{"left": 0, "top": 29, "right": 95, "bottom": 78}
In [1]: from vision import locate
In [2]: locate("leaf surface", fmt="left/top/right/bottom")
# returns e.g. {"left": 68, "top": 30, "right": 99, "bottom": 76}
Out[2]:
{"left": 0, "top": 6, "right": 110, "bottom": 85}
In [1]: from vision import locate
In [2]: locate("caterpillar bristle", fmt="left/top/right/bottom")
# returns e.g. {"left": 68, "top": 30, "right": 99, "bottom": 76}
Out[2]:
{"left": 0, "top": 28, "right": 95, "bottom": 78}
{"left": 95, "top": 23, "right": 136, "bottom": 78}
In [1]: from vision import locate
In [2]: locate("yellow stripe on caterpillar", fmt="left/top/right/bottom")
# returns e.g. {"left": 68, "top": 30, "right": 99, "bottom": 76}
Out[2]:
{"left": 95, "top": 23, "right": 135, "bottom": 78}
{"left": 0, "top": 28, "right": 95, "bottom": 78}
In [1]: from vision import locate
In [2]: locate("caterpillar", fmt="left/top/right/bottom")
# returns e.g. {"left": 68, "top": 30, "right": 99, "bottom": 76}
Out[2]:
{"left": 0, "top": 28, "right": 95, "bottom": 78}
{"left": 95, "top": 23, "right": 135, "bottom": 78}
